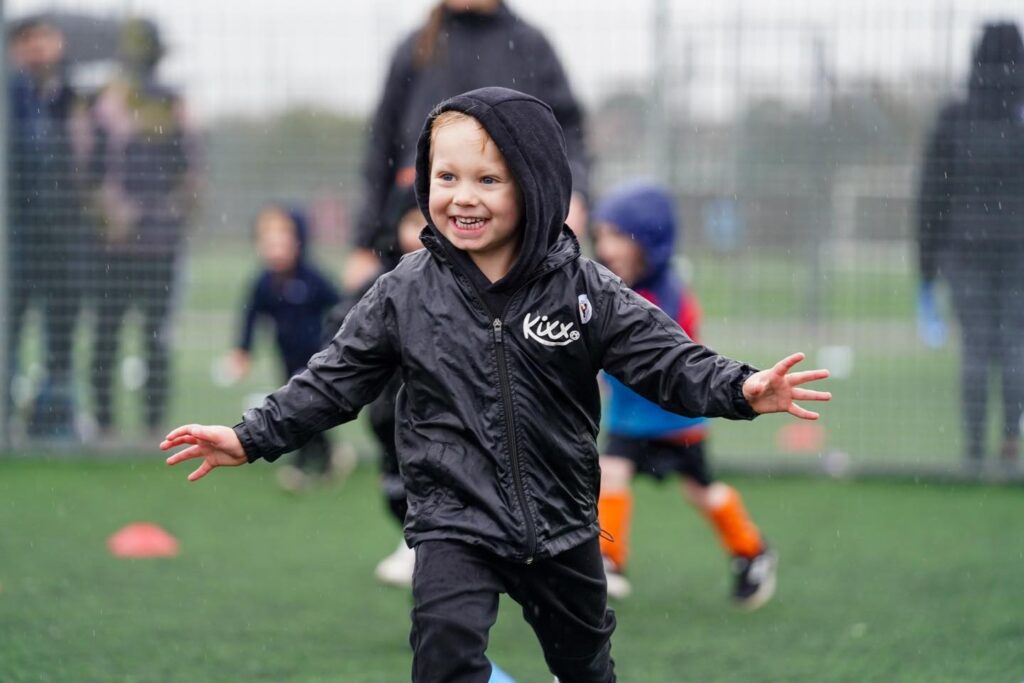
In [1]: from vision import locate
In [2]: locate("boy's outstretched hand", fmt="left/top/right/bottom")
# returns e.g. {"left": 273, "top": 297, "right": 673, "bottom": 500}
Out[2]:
{"left": 160, "top": 424, "right": 247, "bottom": 481}
{"left": 742, "top": 352, "right": 831, "bottom": 420}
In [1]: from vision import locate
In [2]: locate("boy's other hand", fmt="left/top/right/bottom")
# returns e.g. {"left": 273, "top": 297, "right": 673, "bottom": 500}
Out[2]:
{"left": 742, "top": 352, "right": 831, "bottom": 420}
{"left": 160, "top": 424, "right": 247, "bottom": 481}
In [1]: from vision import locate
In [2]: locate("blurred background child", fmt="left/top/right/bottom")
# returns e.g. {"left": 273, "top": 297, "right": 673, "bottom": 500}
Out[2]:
{"left": 228, "top": 204, "right": 344, "bottom": 491}
{"left": 593, "top": 181, "right": 777, "bottom": 610}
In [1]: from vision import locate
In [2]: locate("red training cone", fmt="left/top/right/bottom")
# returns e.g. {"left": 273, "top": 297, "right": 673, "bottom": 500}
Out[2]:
{"left": 107, "top": 522, "right": 180, "bottom": 558}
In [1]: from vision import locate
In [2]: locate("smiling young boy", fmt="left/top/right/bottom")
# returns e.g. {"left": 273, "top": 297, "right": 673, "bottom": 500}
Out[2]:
{"left": 161, "top": 87, "right": 830, "bottom": 682}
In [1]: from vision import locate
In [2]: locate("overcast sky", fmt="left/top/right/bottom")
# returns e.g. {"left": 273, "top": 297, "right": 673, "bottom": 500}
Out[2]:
{"left": 8, "top": 0, "right": 1024, "bottom": 121}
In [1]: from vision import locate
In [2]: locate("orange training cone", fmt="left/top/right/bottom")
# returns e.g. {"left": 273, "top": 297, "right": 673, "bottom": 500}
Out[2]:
{"left": 107, "top": 522, "right": 180, "bottom": 558}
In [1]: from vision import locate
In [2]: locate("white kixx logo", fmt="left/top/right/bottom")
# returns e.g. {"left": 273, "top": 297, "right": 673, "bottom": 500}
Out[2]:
{"left": 523, "top": 312, "right": 581, "bottom": 346}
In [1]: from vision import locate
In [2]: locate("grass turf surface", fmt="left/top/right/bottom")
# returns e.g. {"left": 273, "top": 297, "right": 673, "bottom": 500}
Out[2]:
{"left": 2, "top": 459, "right": 1021, "bottom": 682}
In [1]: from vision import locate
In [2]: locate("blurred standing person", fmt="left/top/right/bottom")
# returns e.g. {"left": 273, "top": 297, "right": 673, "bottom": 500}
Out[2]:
{"left": 87, "top": 18, "right": 201, "bottom": 438}
{"left": 6, "top": 15, "right": 89, "bottom": 438}
{"left": 343, "top": 0, "right": 590, "bottom": 292}
{"left": 917, "top": 22, "right": 1024, "bottom": 473}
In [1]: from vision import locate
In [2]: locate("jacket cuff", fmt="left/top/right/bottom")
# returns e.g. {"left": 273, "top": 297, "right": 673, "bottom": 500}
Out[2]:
{"left": 731, "top": 365, "right": 760, "bottom": 420}
{"left": 233, "top": 421, "right": 263, "bottom": 464}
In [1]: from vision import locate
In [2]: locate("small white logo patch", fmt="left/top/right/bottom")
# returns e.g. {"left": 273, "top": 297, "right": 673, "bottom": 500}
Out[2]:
{"left": 578, "top": 294, "right": 593, "bottom": 324}
{"left": 523, "top": 312, "right": 581, "bottom": 347}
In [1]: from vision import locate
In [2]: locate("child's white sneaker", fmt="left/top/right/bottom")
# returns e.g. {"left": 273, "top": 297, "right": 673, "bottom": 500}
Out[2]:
{"left": 374, "top": 540, "right": 415, "bottom": 588}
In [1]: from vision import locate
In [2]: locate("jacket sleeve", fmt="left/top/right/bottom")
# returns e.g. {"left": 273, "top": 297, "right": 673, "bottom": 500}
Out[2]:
{"left": 595, "top": 272, "right": 758, "bottom": 420}
{"left": 917, "top": 105, "right": 956, "bottom": 284}
{"left": 352, "top": 39, "right": 417, "bottom": 250}
{"left": 233, "top": 279, "right": 400, "bottom": 462}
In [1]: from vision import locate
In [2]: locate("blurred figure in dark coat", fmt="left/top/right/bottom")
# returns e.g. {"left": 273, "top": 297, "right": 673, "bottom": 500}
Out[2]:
{"left": 7, "top": 14, "right": 89, "bottom": 438}
{"left": 917, "top": 22, "right": 1024, "bottom": 471}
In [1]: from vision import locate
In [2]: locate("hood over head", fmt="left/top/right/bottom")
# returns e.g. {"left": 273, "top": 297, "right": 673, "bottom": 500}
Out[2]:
{"left": 415, "top": 86, "right": 572, "bottom": 291}
{"left": 593, "top": 181, "right": 677, "bottom": 288}
{"left": 259, "top": 203, "right": 311, "bottom": 261}
{"left": 968, "top": 22, "right": 1024, "bottom": 118}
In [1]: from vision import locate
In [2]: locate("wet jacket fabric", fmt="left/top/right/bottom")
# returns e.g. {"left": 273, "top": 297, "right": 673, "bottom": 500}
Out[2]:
{"left": 594, "top": 183, "right": 708, "bottom": 439}
{"left": 237, "top": 208, "right": 341, "bottom": 377}
{"left": 354, "top": 2, "right": 588, "bottom": 255}
{"left": 234, "top": 88, "right": 757, "bottom": 563}
{"left": 917, "top": 22, "right": 1024, "bottom": 283}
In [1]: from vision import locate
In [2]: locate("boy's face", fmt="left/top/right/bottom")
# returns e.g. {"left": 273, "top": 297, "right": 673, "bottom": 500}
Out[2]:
{"left": 428, "top": 117, "right": 522, "bottom": 269}
{"left": 397, "top": 208, "right": 426, "bottom": 255}
{"left": 594, "top": 221, "right": 646, "bottom": 287}
{"left": 256, "top": 209, "right": 300, "bottom": 274}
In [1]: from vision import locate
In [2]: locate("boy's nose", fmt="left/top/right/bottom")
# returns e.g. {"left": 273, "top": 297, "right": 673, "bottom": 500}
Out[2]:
{"left": 453, "top": 184, "right": 479, "bottom": 206}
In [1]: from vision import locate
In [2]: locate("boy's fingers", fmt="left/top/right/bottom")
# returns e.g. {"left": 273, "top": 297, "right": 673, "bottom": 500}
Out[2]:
{"left": 788, "top": 403, "right": 819, "bottom": 420}
{"left": 159, "top": 435, "right": 199, "bottom": 451}
{"left": 188, "top": 461, "right": 214, "bottom": 482}
{"left": 792, "top": 388, "right": 832, "bottom": 402}
{"left": 166, "top": 445, "right": 203, "bottom": 465}
{"left": 788, "top": 369, "right": 830, "bottom": 385}
{"left": 774, "top": 352, "right": 806, "bottom": 375}
{"left": 163, "top": 424, "right": 201, "bottom": 442}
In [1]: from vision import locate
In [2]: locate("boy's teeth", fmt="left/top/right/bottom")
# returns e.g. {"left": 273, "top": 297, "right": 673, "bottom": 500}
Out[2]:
{"left": 456, "top": 217, "right": 484, "bottom": 227}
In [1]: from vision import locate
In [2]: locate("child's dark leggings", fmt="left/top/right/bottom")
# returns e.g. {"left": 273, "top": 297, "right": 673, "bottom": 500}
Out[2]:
{"left": 410, "top": 537, "right": 616, "bottom": 682}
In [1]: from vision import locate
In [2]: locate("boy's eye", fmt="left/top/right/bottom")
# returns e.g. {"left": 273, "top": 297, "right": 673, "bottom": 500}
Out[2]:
{"left": 481, "top": 176, "right": 497, "bottom": 185}
{"left": 438, "top": 172, "right": 455, "bottom": 182}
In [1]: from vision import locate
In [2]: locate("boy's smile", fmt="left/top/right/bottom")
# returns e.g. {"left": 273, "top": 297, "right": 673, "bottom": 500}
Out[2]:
{"left": 429, "top": 115, "right": 523, "bottom": 282}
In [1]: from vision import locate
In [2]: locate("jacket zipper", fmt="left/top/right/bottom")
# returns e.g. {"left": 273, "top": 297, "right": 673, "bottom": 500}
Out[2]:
{"left": 492, "top": 317, "right": 536, "bottom": 564}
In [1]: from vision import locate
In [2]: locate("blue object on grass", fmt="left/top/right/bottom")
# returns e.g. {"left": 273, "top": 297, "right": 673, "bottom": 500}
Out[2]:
{"left": 916, "top": 281, "right": 947, "bottom": 349}
{"left": 488, "top": 660, "right": 516, "bottom": 683}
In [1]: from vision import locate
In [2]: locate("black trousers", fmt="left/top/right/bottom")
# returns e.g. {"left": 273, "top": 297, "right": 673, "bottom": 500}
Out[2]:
{"left": 410, "top": 537, "right": 616, "bottom": 683}
{"left": 8, "top": 237, "right": 81, "bottom": 434}
{"left": 945, "top": 249, "right": 1024, "bottom": 459}
{"left": 91, "top": 251, "right": 179, "bottom": 431}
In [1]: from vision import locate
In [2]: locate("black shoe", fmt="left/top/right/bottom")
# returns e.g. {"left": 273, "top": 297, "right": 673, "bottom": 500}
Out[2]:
{"left": 731, "top": 547, "right": 777, "bottom": 611}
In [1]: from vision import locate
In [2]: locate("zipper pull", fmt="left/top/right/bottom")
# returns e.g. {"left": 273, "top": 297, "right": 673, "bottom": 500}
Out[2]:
{"left": 492, "top": 318, "right": 503, "bottom": 343}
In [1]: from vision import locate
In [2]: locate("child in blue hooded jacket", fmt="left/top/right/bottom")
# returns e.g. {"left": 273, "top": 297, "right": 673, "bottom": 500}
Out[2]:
{"left": 228, "top": 204, "right": 342, "bottom": 488}
{"left": 593, "top": 182, "right": 776, "bottom": 609}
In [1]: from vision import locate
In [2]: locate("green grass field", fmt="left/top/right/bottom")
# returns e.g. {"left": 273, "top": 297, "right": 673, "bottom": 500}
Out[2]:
{"left": 2, "top": 458, "right": 1021, "bottom": 682}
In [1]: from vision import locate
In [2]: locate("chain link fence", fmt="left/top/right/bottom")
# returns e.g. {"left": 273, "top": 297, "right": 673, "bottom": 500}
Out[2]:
{"left": 3, "top": 0, "right": 1023, "bottom": 479}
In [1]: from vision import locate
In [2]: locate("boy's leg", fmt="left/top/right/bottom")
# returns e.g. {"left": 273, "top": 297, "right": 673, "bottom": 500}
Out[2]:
{"left": 507, "top": 538, "right": 616, "bottom": 683}
{"left": 411, "top": 540, "right": 502, "bottom": 683}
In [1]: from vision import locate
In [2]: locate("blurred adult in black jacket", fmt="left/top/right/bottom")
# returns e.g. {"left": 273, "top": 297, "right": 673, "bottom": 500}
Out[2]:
{"left": 917, "top": 22, "right": 1024, "bottom": 470}
{"left": 342, "top": 0, "right": 589, "bottom": 292}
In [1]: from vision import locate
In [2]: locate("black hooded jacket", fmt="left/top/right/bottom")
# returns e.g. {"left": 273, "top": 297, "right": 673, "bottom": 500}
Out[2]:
{"left": 234, "top": 87, "right": 757, "bottom": 563}
{"left": 917, "top": 22, "right": 1024, "bottom": 282}
{"left": 353, "top": 2, "right": 588, "bottom": 255}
